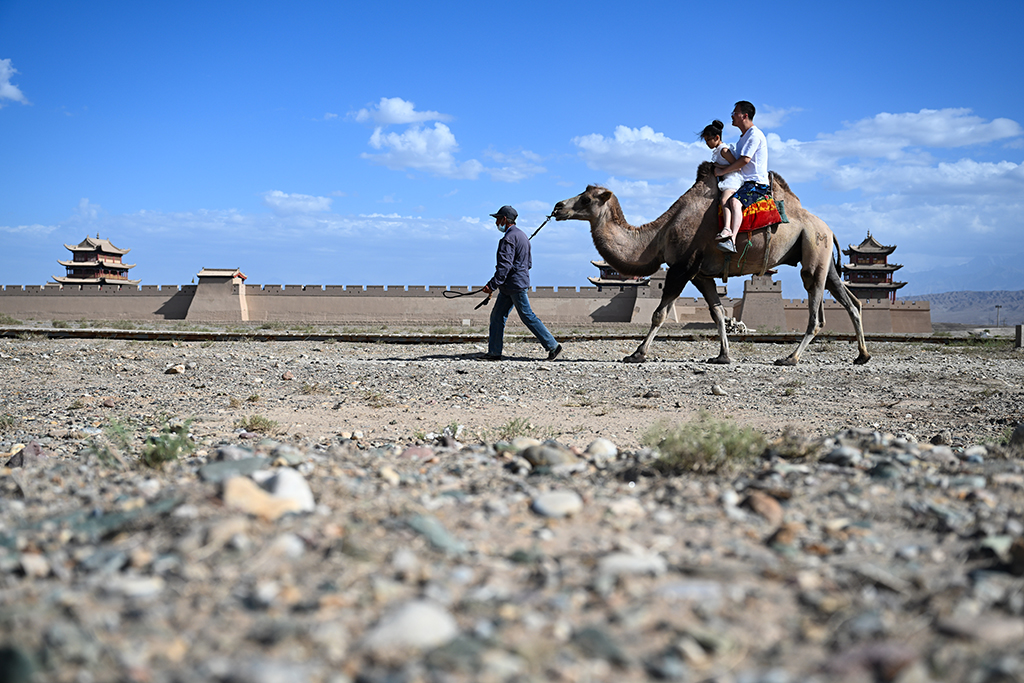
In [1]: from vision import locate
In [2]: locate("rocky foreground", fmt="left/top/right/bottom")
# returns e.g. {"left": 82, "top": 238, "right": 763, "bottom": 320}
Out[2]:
{"left": 1, "top": 331, "right": 1023, "bottom": 682}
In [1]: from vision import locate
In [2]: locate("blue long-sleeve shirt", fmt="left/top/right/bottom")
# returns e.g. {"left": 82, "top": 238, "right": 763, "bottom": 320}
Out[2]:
{"left": 487, "top": 225, "right": 532, "bottom": 292}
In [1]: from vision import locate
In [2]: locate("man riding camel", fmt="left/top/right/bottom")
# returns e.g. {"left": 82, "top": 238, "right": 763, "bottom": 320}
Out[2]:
{"left": 713, "top": 100, "right": 769, "bottom": 254}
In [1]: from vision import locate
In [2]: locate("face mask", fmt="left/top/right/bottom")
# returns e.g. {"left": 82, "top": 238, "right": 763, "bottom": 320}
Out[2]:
{"left": 496, "top": 223, "right": 507, "bottom": 233}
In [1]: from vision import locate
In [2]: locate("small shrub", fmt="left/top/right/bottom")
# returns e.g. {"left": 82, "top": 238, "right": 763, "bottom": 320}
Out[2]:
{"left": 644, "top": 412, "right": 766, "bottom": 475}
{"left": 0, "top": 313, "right": 21, "bottom": 325}
{"left": 301, "top": 382, "right": 325, "bottom": 395}
{"left": 0, "top": 414, "right": 17, "bottom": 433}
{"left": 235, "top": 414, "right": 279, "bottom": 434}
{"left": 247, "top": 394, "right": 260, "bottom": 403}
{"left": 363, "top": 391, "right": 393, "bottom": 408}
{"left": 142, "top": 420, "right": 194, "bottom": 468}
{"left": 107, "top": 320, "right": 137, "bottom": 330}
{"left": 228, "top": 396, "right": 243, "bottom": 408}
{"left": 51, "top": 320, "right": 70, "bottom": 329}
{"left": 488, "top": 417, "right": 553, "bottom": 441}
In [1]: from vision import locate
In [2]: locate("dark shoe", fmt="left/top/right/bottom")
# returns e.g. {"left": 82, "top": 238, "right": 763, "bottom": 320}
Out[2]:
{"left": 546, "top": 344, "right": 563, "bottom": 361}
{"left": 479, "top": 353, "right": 502, "bottom": 361}
{"left": 716, "top": 239, "right": 737, "bottom": 254}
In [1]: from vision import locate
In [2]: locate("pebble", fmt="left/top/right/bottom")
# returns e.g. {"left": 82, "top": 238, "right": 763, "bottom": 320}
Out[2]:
{"left": 222, "top": 476, "right": 306, "bottom": 521}
{"left": 531, "top": 490, "right": 584, "bottom": 518}
{"left": 254, "top": 468, "right": 316, "bottom": 513}
{"left": 596, "top": 551, "right": 667, "bottom": 578}
{"left": 362, "top": 600, "right": 459, "bottom": 655}
{"left": 520, "top": 441, "right": 579, "bottom": 467}
{"left": 822, "top": 445, "right": 863, "bottom": 466}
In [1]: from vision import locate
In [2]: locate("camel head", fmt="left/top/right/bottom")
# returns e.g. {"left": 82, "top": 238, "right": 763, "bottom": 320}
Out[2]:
{"left": 552, "top": 185, "right": 619, "bottom": 224}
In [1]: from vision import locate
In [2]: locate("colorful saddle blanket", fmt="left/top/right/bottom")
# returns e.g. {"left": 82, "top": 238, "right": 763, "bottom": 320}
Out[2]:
{"left": 719, "top": 195, "right": 783, "bottom": 233}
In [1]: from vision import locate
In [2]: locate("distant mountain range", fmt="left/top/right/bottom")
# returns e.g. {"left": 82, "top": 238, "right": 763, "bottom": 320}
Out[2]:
{"left": 902, "top": 290, "right": 1024, "bottom": 325}
{"left": 900, "top": 253, "right": 1024, "bottom": 296}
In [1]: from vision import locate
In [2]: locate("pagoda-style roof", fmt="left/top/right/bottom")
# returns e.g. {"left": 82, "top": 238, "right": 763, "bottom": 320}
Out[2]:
{"left": 64, "top": 236, "right": 131, "bottom": 255}
{"left": 847, "top": 281, "right": 907, "bottom": 291}
{"left": 843, "top": 232, "right": 896, "bottom": 256}
{"left": 52, "top": 275, "right": 141, "bottom": 285}
{"left": 842, "top": 262, "right": 903, "bottom": 272}
{"left": 197, "top": 268, "right": 247, "bottom": 281}
{"left": 588, "top": 276, "right": 649, "bottom": 287}
{"left": 57, "top": 258, "right": 136, "bottom": 269}
{"left": 590, "top": 260, "right": 649, "bottom": 282}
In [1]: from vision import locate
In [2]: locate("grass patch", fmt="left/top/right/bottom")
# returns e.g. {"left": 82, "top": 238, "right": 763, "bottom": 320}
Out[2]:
{"left": 301, "top": 382, "right": 326, "bottom": 395}
{"left": 142, "top": 420, "right": 194, "bottom": 468}
{"left": 482, "top": 417, "right": 554, "bottom": 442}
{"left": 0, "top": 414, "right": 17, "bottom": 433}
{"left": 235, "top": 414, "right": 279, "bottom": 434}
{"left": 363, "top": 391, "right": 394, "bottom": 408}
{"left": 51, "top": 320, "right": 71, "bottom": 329}
{"left": 228, "top": 396, "right": 243, "bottom": 408}
{"left": 246, "top": 393, "right": 260, "bottom": 403}
{"left": 644, "top": 411, "right": 766, "bottom": 475}
{"left": 106, "top": 320, "right": 138, "bottom": 330}
{"left": 0, "top": 313, "right": 23, "bottom": 325}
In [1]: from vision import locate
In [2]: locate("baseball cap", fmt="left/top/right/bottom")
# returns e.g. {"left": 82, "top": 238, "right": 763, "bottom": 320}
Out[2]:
{"left": 489, "top": 205, "right": 518, "bottom": 222}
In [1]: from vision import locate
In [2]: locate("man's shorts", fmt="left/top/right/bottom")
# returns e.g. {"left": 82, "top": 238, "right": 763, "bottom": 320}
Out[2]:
{"left": 733, "top": 181, "right": 771, "bottom": 209}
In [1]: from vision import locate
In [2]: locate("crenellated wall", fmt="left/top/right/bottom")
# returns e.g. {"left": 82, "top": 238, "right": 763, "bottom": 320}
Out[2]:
{"left": 0, "top": 270, "right": 930, "bottom": 332}
{"left": 0, "top": 283, "right": 196, "bottom": 320}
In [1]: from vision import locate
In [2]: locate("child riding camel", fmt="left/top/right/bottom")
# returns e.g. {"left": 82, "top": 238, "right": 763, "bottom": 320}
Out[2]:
{"left": 699, "top": 119, "right": 742, "bottom": 244}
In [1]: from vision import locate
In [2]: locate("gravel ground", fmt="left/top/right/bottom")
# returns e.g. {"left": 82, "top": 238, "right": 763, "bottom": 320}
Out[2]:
{"left": 1, "top": 330, "right": 1023, "bottom": 683}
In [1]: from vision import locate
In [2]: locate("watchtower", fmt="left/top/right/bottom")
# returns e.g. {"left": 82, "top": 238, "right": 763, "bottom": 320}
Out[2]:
{"left": 841, "top": 232, "right": 906, "bottom": 302}
{"left": 53, "top": 235, "right": 140, "bottom": 285}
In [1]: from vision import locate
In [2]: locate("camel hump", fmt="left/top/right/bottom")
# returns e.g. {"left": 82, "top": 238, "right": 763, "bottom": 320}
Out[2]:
{"left": 770, "top": 171, "right": 799, "bottom": 203}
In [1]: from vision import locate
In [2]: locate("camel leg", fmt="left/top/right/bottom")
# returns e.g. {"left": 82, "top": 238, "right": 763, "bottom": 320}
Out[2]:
{"left": 623, "top": 263, "right": 694, "bottom": 363}
{"left": 691, "top": 275, "right": 731, "bottom": 364}
{"left": 775, "top": 265, "right": 827, "bottom": 366}
{"left": 825, "top": 262, "right": 871, "bottom": 364}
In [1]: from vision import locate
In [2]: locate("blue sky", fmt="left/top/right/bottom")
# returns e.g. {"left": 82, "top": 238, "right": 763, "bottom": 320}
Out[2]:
{"left": 2, "top": 1, "right": 1022, "bottom": 298}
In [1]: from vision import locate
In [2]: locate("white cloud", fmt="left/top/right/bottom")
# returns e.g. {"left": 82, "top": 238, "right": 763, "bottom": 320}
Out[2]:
{"left": 262, "top": 191, "right": 332, "bottom": 215}
{"left": 460, "top": 216, "right": 480, "bottom": 224}
{"left": 0, "top": 223, "right": 55, "bottom": 235}
{"left": 0, "top": 58, "right": 29, "bottom": 107}
{"left": 483, "top": 149, "right": 547, "bottom": 182}
{"left": 363, "top": 123, "right": 483, "bottom": 179}
{"left": 353, "top": 97, "right": 452, "bottom": 126}
{"left": 75, "top": 198, "right": 101, "bottom": 219}
{"left": 573, "top": 125, "right": 707, "bottom": 180}
{"left": 754, "top": 106, "right": 802, "bottom": 130}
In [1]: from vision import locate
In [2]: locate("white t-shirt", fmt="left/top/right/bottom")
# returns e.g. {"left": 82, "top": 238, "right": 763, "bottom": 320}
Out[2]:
{"left": 712, "top": 143, "right": 742, "bottom": 191}
{"left": 735, "top": 126, "right": 768, "bottom": 184}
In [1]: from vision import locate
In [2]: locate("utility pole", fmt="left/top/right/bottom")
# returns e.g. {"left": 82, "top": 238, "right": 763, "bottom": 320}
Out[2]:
{"left": 995, "top": 305, "right": 1002, "bottom": 327}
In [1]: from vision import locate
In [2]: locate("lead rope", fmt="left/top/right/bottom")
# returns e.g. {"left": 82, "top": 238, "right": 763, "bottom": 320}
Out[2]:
{"left": 442, "top": 214, "right": 554, "bottom": 308}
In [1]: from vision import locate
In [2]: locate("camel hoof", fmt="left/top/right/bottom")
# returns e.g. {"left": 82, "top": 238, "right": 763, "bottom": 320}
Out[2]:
{"left": 774, "top": 356, "right": 798, "bottom": 367}
{"left": 706, "top": 355, "right": 731, "bottom": 365}
{"left": 621, "top": 353, "right": 647, "bottom": 364}
{"left": 854, "top": 353, "right": 871, "bottom": 365}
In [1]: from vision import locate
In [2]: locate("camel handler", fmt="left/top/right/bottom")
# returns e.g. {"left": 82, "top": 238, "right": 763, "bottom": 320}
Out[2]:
{"left": 479, "top": 205, "right": 563, "bottom": 361}
{"left": 713, "top": 100, "right": 769, "bottom": 254}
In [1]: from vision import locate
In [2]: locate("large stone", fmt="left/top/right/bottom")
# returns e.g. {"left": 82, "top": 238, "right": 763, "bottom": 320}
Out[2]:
{"left": 531, "top": 491, "right": 584, "bottom": 518}
{"left": 222, "top": 477, "right": 305, "bottom": 522}
{"left": 362, "top": 600, "right": 459, "bottom": 655}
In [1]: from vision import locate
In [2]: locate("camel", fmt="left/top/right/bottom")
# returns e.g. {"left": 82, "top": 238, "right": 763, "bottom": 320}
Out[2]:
{"left": 551, "top": 161, "right": 871, "bottom": 366}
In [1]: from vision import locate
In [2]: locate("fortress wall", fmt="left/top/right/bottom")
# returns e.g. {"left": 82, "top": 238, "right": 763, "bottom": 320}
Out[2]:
{"left": 0, "top": 284, "right": 196, "bottom": 321}
{"left": 890, "top": 301, "right": 933, "bottom": 334}
{"left": 0, "top": 279, "right": 930, "bottom": 331}
{"left": 783, "top": 299, "right": 893, "bottom": 333}
{"left": 239, "top": 284, "right": 647, "bottom": 324}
